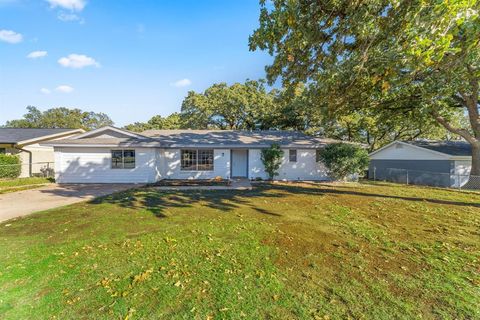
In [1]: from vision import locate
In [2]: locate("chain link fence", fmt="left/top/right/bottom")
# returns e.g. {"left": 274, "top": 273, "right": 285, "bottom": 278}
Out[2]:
{"left": 371, "top": 167, "right": 480, "bottom": 190}
{"left": 0, "top": 162, "right": 55, "bottom": 179}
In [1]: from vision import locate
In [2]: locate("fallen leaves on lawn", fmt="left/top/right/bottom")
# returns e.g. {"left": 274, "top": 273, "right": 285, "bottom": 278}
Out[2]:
{"left": 66, "top": 296, "right": 80, "bottom": 305}
{"left": 124, "top": 307, "right": 136, "bottom": 320}
{"left": 164, "top": 236, "right": 177, "bottom": 244}
{"left": 132, "top": 268, "right": 154, "bottom": 285}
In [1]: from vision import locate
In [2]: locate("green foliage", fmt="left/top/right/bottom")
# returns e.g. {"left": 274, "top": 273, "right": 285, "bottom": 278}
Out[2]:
{"left": 250, "top": 0, "right": 480, "bottom": 174}
{"left": 6, "top": 106, "right": 114, "bottom": 130}
{"left": 180, "top": 79, "right": 278, "bottom": 130}
{"left": 271, "top": 83, "right": 456, "bottom": 151}
{"left": 319, "top": 143, "right": 369, "bottom": 181}
{"left": 260, "top": 144, "right": 284, "bottom": 180}
{"left": 124, "top": 113, "right": 183, "bottom": 132}
{"left": 124, "top": 78, "right": 454, "bottom": 150}
{"left": 173, "top": 79, "right": 455, "bottom": 150}
{"left": 0, "top": 154, "right": 21, "bottom": 179}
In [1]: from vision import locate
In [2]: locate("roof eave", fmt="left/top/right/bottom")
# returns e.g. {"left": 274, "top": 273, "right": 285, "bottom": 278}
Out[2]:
{"left": 15, "top": 128, "right": 85, "bottom": 146}
{"left": 48, "top": 143, "right": 160, "bottom": 148}
{"left": 369, "top": 141, "right": 453, "bottom": 159}
{"left": 45, "top": 143, "right": 331, "bottom": 148}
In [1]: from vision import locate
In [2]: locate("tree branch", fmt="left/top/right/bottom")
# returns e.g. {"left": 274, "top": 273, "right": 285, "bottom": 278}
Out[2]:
{"left": 430, "top": 110, "right": 476, "bottom": 143}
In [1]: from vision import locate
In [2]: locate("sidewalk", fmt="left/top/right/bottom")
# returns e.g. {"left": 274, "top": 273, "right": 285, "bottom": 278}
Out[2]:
{"left": 0, "top": 183, "right": 139, "bottom": 223}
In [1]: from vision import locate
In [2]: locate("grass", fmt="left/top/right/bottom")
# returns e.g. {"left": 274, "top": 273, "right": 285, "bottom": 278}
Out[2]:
{"left": 0, "top": 177, "right": 53, "bottom": 194}
{"left": 0, "top": 181, "right": 479, "bottom": 319}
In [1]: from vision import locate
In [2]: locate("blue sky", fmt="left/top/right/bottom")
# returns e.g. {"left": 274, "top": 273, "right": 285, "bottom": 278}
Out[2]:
{"left": 0, "top": 0, "right": 272, "bottom": 126}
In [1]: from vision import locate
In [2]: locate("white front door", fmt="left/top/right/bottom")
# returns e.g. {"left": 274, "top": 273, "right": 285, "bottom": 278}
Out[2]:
{"left": 231, "top": 150, "right": 248, "bottom": 177}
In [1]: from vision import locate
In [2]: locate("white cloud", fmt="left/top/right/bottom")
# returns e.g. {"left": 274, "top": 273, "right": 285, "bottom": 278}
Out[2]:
{"left": 171, "top": 78, "right": 192, "bottom": 88}
{"left": 57, "top": 12, "right": 84, "bottom": 23}
{"left": 27, "top": 51, "right": 48, "bottom": 59}
{"left": 40, "top": 88, "right": 51, "bottom": 94}
{"left": 55, "top": 85, "right": 74, "bottom": 93}
{"left": 0, "top": 29, "right": 23, "bottom": 44}
{"left": 58, "top": 54, "right": 100, "bottom": 69}
{"left": 46, "top": 0, "right": 86, "bottom": 11}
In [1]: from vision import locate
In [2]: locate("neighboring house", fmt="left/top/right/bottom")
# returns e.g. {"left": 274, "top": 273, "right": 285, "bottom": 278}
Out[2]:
{"left": 44, "top": 126, "right": 338, "bottom": 183}
{"left": 0, "top": 128, "right": 85, "bottom": 178}
{"left": 369, "top": 140, "right": 472, "bottom": 187}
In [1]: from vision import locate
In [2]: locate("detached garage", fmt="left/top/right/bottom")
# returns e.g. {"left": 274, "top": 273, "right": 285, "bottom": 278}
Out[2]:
{"left": 368, "top": 141, "right": 472, "bottom": 188}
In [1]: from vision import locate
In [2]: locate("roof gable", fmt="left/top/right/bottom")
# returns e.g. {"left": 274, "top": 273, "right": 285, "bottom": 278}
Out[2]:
{"left": 72, "top": 126, "right": 142, "bottom": 140}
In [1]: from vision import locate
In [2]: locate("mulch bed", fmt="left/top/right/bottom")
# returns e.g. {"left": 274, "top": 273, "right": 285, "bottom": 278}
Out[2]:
{"left": 152, "top": 179, "right": 231, "bottom": 187}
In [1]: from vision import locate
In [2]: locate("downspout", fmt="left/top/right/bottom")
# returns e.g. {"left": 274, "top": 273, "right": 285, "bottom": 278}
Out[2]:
{"left": 14, "top": 145, "right": 32, "bottom": 177}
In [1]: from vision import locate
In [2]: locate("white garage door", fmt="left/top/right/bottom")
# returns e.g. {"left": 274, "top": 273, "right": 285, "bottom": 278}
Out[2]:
{"left": 55, "top": 147, "right": 158, "bottom": 183}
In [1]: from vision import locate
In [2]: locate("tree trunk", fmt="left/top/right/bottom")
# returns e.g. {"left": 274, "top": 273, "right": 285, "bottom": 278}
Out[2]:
{"left": 431, "top": 109, "right": 480, "bottom": 189}
{"left": 470, "top": 143, "right": 480, "bottom": 175}
{"left": 461, "top": 142, "right": 480, "bottom": 189}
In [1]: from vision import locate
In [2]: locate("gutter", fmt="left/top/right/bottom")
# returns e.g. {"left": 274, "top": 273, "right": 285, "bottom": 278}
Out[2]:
{"left": 450, "top": 156, "right": 472, "bottom": 161}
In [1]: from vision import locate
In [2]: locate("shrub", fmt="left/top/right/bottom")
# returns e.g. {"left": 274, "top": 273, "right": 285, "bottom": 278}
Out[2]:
{"left": 261, "top": 144, "right": 284, "bottom": 180}
{"left": 0, "top": 154, "right": 21, "bottom": 179}
{"left": 319, "top": 143, "right": 369, "bottom": 181}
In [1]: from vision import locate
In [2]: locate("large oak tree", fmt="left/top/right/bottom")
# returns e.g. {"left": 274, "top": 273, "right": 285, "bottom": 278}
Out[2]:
{"left": 124, "top": 113, "right": 183, "bottom": 132}
{"left": 6, "top": 106, "right": 113, "bottom": 130}
{"left": 180, "top": 80, "right": 278, "bottom": 130}
{"left": 250, "top": 1, "right": 480, "bottom": 176}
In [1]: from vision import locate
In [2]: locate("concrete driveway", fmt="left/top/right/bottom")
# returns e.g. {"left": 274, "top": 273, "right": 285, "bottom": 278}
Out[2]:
{"left": 0, "top": 184, "right": 140, "bottom": 223}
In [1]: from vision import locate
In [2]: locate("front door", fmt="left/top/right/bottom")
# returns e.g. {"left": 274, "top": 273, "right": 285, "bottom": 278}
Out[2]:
{"left": 231, "top": 150, "right": 248, "bottom": 177}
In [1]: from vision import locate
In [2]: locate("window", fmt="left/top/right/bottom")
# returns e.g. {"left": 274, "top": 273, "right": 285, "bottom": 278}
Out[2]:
{"left": 111, "top": 150, "right": 135, "bottom": 169}
{"left": 111, "top": 150, "right": 123, "bottom": 168}
{"left": 123, "top": 150, "right": 136, "bottom": 168}
{"left": 181, "top": 149, "right": 197, "bottom": 171}
{"left": 316, "top": 149, "right": 322, "bottom": 162}
{"left": 197, "top": 150, "right": 214, "bottom": 171}
{"left": 0, "top": 148, "right": 5, "bottom": 154}
{"left": 289, "top": 149, "right": 297, "bottom": 162}
{"left": 181, "top": 149, "right": 214, "bottom": 171}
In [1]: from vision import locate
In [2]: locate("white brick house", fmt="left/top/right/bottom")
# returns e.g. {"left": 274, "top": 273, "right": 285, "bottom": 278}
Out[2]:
{"left": 45, "top": 126, "right": 338, "bottom": 183}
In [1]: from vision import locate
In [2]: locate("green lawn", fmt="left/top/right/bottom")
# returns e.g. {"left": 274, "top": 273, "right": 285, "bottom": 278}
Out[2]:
{"left": 0, "top": 182, "right": 479, "bottom": 319}
{"left": 0, "top": 177, "right": 53, "bottom": 194}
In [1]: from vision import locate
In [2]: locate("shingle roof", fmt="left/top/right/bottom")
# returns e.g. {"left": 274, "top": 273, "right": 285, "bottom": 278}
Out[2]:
{"left": 404, "top": 140, "right": 472, "bottom": 156}
{"left": 48, "top": 137, "right": 161, "bottom": 147}
{"left": 0, "top": 128, "right": 83, "bottom": 144}
{"left": 48, "top": 130, "right": 339, "bottom": 148}
{"left": 141, "top": 130, "right": 337, "bottom": 147}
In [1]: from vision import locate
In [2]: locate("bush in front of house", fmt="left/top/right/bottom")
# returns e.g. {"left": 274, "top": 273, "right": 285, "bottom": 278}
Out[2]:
{"left": 0, "top": 154, "right": 21, "bottom": 179}
{"left": 319, "top": 143, "right": 369, "bottom": 181}
{"left": 261, "top": 143, "right": 284, "bottom": 180}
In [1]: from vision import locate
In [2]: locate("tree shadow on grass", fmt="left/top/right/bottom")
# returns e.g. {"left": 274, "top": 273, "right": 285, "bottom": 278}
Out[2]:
{"left": 89, "top": 182, "right": 480, "bottom": 220}
{"left": 89, "top": 186, "right": 287, "bottom": 218}
{"left": 274, "top": 182, "right": 480, "bottom": 208}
